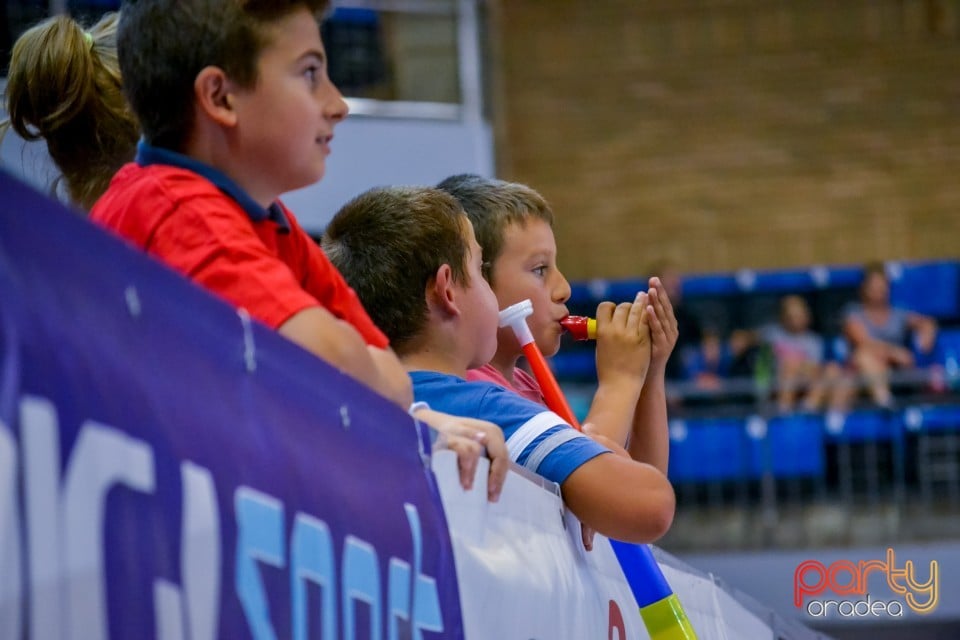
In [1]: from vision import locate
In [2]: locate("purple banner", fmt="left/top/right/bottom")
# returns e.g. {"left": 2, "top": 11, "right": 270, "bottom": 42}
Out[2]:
{"left": 0, "top": 169, "right": 464, "bottom": 639}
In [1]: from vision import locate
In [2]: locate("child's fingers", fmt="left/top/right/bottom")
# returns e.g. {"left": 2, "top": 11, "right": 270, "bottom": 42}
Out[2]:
{"left": 648, "top": 286, "right": 664, "bottom": 321}
{"left": 626, "top": 292, "right": 646, "bottom": 333}
{"left": 449, "top": 418, "right": 507, "bottom": 502}
{"left": 636, "top": 293, "right": 650, "bottom": 331}
{"left": 486, "top": 447, "right": 508, "bottom": 503}
{"left": 483, "top": 428, "right": 509, "bottom": 502}
{"left": 444, "top": 435, "right": 481, "bottom": 491}
{"left": 646, "top": 303, "right": 663, "bottom": 340}
{"left": 439, "top": 420, "right": 486, "bottom": 441}
{"left": 649, "top": 284, "right": 678, "bottom": 341}
{"left": 581, "top": 524, "right": 596, "bottom": 551}
{"left": 648, "top": 289, "right": 670, "bottom": 335}
{"left": 649, "top": 276, "right": 675, "bottom": 317}
{"left": 612, "top": 300, "right": 633, "bottom": 329}
{"left": 595, "top": 301, "right": 616, "bottom": 331}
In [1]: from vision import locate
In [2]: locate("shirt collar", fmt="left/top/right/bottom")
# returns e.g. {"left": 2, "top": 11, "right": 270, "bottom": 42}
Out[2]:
{"left": 135, "top": 140, "right": 290, "bottom": 232}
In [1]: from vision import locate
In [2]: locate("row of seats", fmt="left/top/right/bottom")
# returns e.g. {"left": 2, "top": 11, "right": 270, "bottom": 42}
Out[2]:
{"left": 554, "top": 259, "right": 960, "bottom": 384}
{"left": 666, "top": 403, "right": 960, "bottom": 484}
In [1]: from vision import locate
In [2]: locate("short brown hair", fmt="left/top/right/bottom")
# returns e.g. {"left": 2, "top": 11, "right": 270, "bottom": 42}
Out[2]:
{"left": 323, "top": 186, "right": 470, "bottom": 355}
{"left": 2, "top": 12, "right": 139, "bottom": 210}
{"left": 437, "top": 174, "right": 553, "bottom": 283}
{"left": 117, "top": 0, "right": 329, "bottom": 152}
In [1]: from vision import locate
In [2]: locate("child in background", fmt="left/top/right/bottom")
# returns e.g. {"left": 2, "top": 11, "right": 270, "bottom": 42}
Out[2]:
{"left": 83, "top": 0, "right": 506, "bottom": 498}
{"left": 682, "top": 327, "right": 734, "bottom": 391}
{"left": 1, "top": 12, "right": 139, "bottom": 210}
{"left": 762, "top": 295, "right": 846, "bottom": 413}
{"left": 324, "top": 186, "right": 675, "bottom": 544}
{"left": 438, "top": 175, "right": 677, "bottom": 472}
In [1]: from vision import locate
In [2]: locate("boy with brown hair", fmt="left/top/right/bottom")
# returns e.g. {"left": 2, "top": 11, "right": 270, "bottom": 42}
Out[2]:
{"left": 324, "top": 186, "right": 675, "bottom": 543}
{"left": 438, "top": 174, "right": 675, "bottom": 473}
{"left": 88, "top": 0, "right": 507, "bottom": 498}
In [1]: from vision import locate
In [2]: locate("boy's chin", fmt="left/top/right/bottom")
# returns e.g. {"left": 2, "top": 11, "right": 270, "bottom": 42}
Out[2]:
{"left": 536, "top": 336, "right": 562, "bottom": 357}
{"left": 284, "top": 164, "right": 326, "bottom": 194}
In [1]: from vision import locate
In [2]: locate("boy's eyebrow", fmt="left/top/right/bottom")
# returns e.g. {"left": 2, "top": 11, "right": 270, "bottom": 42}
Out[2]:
{"left": 298, "top": 49, "right": 327, "bottom": 65}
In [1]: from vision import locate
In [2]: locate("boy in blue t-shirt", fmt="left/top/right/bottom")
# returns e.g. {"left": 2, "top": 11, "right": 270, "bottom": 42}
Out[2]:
{"left": 324, "top": 186, "right": 675, "bottom": 543}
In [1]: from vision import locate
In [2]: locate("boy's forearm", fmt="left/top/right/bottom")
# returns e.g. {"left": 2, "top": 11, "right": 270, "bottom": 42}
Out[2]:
{"left": 583, "top": 379, "right": 641, "bottom": 446}
{"left": 627, "top": 369, "right": 669, "bottom": 475}
{"left": 279, "top": 307, "right": 410, "bottom": 407}
{"left": 366, "top": 346, "right": 414, "bottom": 407}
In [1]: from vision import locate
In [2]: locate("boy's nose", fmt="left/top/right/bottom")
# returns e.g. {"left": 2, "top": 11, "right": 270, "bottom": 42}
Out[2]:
{"left": 324, "top": 84, "right": 349, "bottom": 122}
{"left": 554, "top": 273, "right": 571, "bottom": 303}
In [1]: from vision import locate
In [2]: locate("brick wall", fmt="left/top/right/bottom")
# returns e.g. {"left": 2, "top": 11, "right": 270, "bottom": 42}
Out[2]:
{"left": 490, "top": 0, "right": 960, "bottom": 278}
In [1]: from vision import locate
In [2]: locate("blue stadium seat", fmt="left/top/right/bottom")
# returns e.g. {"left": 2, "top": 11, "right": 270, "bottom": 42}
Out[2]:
{"left": 889, "top": 261, "right": 960, "bottom": 320}
{"left": 935, "top": 327, "right": 960, "bottom": 370}
{"left": 668, "top": 417, "right": 761, "bottom": 483}
{"left": 823, "top": 409, "right": 900, "bottom": 443}
{"left": 682, "top": 274, "right": 739, "bottom": 297}
{"left": 901, "top": 404, "right": 960, "bottom": 434}
{"left": 822, "top": 266, "right": 865, "bottom": 289}
{"left": 750, "top": 269, "right": 816, "bottom": 294}
{"left": 766, "top": 414, "right": 826, "bottom": 478}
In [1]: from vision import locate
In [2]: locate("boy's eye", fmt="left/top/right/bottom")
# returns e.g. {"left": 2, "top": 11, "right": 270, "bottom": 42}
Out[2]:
{"left": 303, "top": 65, "right": 319, "bottom": 84}
{"left": 532, "top": 266, "right": 547, "bottom": 277}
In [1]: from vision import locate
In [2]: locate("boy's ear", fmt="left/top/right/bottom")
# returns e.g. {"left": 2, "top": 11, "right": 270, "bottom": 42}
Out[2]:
{"left": 428, "top": 264, "right": 460, "bottom": 317}
{"left": 194, "top": 66, "right": 238, "bottom": 128}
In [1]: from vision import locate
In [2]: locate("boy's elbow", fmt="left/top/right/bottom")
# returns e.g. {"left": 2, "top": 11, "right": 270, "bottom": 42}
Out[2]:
{"left": 645, "top": 487, "right": 676, "bottom": 542}
{"left": 566, "top": 474, "right": 676, "bottom": 544}
{"left": 621, "top": 483, "right": 676, "bottom": 543}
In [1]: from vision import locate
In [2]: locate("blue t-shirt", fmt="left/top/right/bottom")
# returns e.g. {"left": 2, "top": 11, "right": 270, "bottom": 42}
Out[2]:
{"left": 410, "top": 371, "right": 610, "bottom": 485}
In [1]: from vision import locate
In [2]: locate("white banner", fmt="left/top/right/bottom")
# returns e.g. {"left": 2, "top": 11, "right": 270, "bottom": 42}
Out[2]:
{"left": 432, "top": 450, "right": 827, "bottom": 640}
{"left": 433, "top": 450, "right": 644, "bottom": 639}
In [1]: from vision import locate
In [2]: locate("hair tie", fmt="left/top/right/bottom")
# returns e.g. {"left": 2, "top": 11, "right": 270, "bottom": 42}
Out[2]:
{"left": 83, "top": 31, "right": 94, "bottom": 49}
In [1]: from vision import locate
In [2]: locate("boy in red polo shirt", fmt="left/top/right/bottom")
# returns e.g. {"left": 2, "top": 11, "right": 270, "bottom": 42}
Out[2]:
{"left": 90, "top": 0, "right": 506, "bottom": 499}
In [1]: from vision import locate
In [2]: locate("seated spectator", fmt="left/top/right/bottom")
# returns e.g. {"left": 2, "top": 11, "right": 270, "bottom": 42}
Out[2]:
{"left": 760, "top": 295, "right": 847, "bottom": 413}
{"left": 843, "top": 262, "right": 938, "bottom": 408}
{"left": 681, "top": 326, "right": 734, "bottom": 391}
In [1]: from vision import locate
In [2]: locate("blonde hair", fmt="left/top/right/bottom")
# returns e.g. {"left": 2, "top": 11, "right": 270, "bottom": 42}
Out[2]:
{"left": 1, "top": 12, "right": 139, "bottom": 210}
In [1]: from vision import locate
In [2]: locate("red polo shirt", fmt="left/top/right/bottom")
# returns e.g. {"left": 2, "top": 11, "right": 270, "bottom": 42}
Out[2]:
{"left": 90, "top": 144, "right": 387, "bottom": 347}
